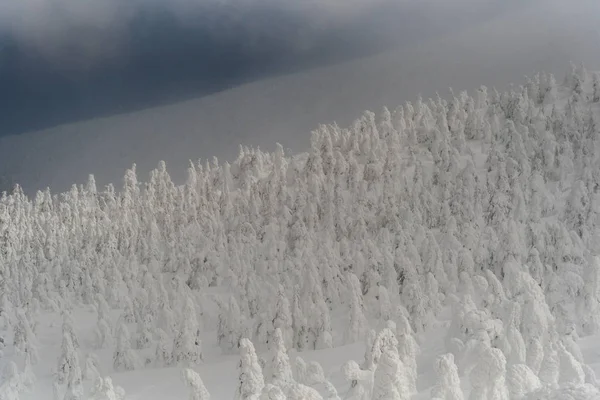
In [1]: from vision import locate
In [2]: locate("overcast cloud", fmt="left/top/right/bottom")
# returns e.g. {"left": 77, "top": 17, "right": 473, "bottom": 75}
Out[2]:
{"left": 0, "top": 0, "right": 599, "bottom": 193}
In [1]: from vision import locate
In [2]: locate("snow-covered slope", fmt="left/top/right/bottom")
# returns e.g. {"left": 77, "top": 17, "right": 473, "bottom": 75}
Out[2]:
{"left": 2, "top": 61, "right": 600, "bottom": 400}
{"left": 1, "top": 0, "right": 599, "bottom": 194}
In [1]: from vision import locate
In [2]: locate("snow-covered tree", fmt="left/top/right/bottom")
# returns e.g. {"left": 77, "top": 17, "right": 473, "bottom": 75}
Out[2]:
{"left": 63, "top": 339, "right": 84, "bottom": 400}
{"left": 136, "top": 313, "right": 153, "bottom": 350}
{"left": 396, "top": 315, "right": 419, "bottom": 395}
{"left": 13, "top": 309, "right": 38, "bottom": 364}
{"left": 342, "top": 360, "right": 374, "bottom": 400}
{"left": 372, "top": 347, "right": 406, "bottom": 400}
{"left": 431, "top": 354, "right": 464, "bottom": 400}
{"left": 88, "top": 377, "right": 127, "bottom": 400}
{"left": 272, "top": 285, "right": 293, "bottom": 350}
{"left": 506, "top": 364, "right": 541, "bottom": 399}
{"left": 83, "top": 353, "right": 101, "bottom": 381}
{"left": 557, "top": 342, "right": 585, "bottom": 386}
{"left": 593, "top": 72, "right": 600, "bottom": 102}
{"left": 155, "top": 328, "right": 172, "bottom": 367}
{"left": 57, "top": 331, "right": 79, "bottom": 385}
{"left": 235, "top": 338, "right": 265, "bottom": 400}
{"left": 182, "top": 368, "right": 210, "bottom": 400}
{"left": 265, "top": 328, "right": 294, "bottom": 389}
{"left": 173, "top": 297, "right": 203, "bottom": 366}
{"left": 217, "top": 296, "right": 248, "bottom": 355}
{"left": 345, "top": 273, "right": 368, "bottom": 344}
{"left": 113, "top": 321, "right": 139, "bottom": 371}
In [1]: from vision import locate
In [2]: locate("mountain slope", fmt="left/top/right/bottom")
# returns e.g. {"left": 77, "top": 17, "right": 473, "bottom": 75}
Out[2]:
{"left": 2, "top": 63, "right": 600, "bottom": 399}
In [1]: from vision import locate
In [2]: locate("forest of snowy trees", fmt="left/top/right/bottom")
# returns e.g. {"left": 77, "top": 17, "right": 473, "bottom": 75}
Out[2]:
{"left": 2, "top": 62, "right": 600, "bottom": 399}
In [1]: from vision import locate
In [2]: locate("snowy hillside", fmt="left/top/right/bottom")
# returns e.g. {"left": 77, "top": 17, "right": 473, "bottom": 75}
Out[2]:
{"left": 2, "top": 63, "right": 600, "bottom": 400}
{"left": 1, "top": 0, "right": 599, "bottom": 194}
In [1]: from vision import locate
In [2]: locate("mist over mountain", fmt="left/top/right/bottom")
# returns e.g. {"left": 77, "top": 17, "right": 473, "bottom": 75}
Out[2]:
{"left": 0, "top": 0, "right": 520, "bottom": 136}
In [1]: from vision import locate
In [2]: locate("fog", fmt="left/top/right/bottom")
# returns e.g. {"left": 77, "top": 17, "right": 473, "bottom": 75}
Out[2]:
{"left": 0, "top": 0, "right": 599, "bottom": 194}
{"left": 2, "top": 0, "right": 524, "bottom": 135}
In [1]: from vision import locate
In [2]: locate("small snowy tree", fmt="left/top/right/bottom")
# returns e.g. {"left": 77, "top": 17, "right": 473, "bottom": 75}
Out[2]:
{"left": 396, "top": 315, "right": 419, "bottom": 395}
{"left": 155, "top": 328, "right": 172, "bottom": 367}
{"left": 265, "top": 328, "right": 294, "bottom": 389}
{"left": 260, "top": 384, "right": 287, "bottom": 400}
{"left": 431, "top": 354, "right": 464, "bottom": 400}
{"left": 63, "top": 341, "right": 84, "bottom": 400}
{"left": 113, "top": 321, "right": 139, "bottom": 371}
{"left": 13, "top": 309, "right": 38, "bottom": 364}
{"left": 235, "top": 338, "right": 265, "bottom": 400}
{"left": 345, "top": 273, "right": 368, "bottom": 344}
{"left": 506, "top": 364, "right": 541, "bottom": 399}
{"left": 136, "top": 313, "right": 153, "bottom": 350}
{"left": 372, "top": 346, "right": 407, "bottom": 400}
{"left": 539, "top": 342, "right": 559, "bottom": 388}
{"left": 272, "top": 285, "right": 293, "bottom": 350}
{"left": 342, "top": 360, "right": 373, "bottom": 400}
{"left": 94, "top": 317, "right": 113, "bottom": 349}
{"left": 0, "top": 361, "right": 23, "bottom": 400}
{"left": 557, "top": 342, "right": 585, "bottom": 386}
{"left": 182, "top": 369, "right": 210, "bottom": 400}
{"left": 173, "top": 297, "right": 203, "bottom": 366}
{"left": 295, "top": 356, "right": 308, "bottom": 385}
{"left": 217, "top": 296, "right": 247, "bottom": 355}
{"left": 593, "top": 72, "right": 600, "bottom": 102}
{"left": 83, "top": 353, "right": 101, "bottom": 381}
{"left": 88, "top": 377, "right": 126, "bottom": 400}
{"left": 57, "top": 332, "right": 78, "bottom": 385}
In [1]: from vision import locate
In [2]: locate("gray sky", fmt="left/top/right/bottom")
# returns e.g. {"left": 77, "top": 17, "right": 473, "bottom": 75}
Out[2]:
{"left": 1, "top": 0, "right": 524, "bottom": 135}
{"left": 0, "top": 0, "right": 599, "bottom": 194}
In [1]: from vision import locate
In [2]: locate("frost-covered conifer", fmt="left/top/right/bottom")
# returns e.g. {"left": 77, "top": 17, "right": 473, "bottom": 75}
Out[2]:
{"left": 158, "top": 302, "right": 177, "bottom": 335}
{"left": 502, "top": 302, "right": 526, "bottom": 367}
{"left": 63, "top": 339, "right": 84, "bottom": 400}
{"left": 122, "top": 297, "right": 136, "bottom": 324}
{"left": 155, "top": 328, "right": 172, "bottom": 367}
{"left": 506, "top": 364, "right": 541, "bottom": 399}
{"left": 286, "top": 382, "right": 323, "bottom": 400}
{"left": 182, "top": 368, "right": 211, "bottom": 400}
{"left": 22, "top": 352, "right": 35, "bottom": 391}
{"left": 295, "top": 356, "right": 308, "bottom": 385}
{"left": 580, "top": 256, "right": 600, "bottom": 334}
{"left": 113, "top": 321, "right": 139, "bottom": 371}
{"left": 372, "top": 347, "right": 405, "bottom": 400}
{"left": 272, "top": 285, "right": 293, "bottom": 350}
{"left": 345, "top": 274, "right": 368, "bottom": 344}
{"left": 396, "top": 315, "right": 419, "bottom": 395}
{"left": 265, "top": 328, "right": 294, "bottom": 389}
{"left": 136, "top": 313, "right": 153, "bottom": 350}
{"left": 235, "top": 338, "right": 265, "bottom": 400}
{"left": 291, "top": 287, "right": 308, "bottom": 352}
{"left": 260, "top": 384, "right": 287, "bottom": 400}
{"left": 377, "top": 285, "right": 393, "bottom": 324}
{"left": 0, "top": 361, "right": 23, "bottom": 400}
{"left": 431, "top": 354, "right": 464, "bottom": 400}
{"left": 13, "top": 309, "right": 38, "bottom": 364}
{"left": 305, "top": 361, "right": 326, "bottom": 387}
{"left": 173, "top": 297, "right": 203, "bottom": 365}
{"left": 557, "top": 342, "right": 585, "bottom": 386}
{"left": 401, "top": 273, "right": 428, "bottom": 334}
{"left": 94, "top": 317, "right": 112, "bottom": 349}
{"left": 342, "top": 360, "right": 374, "bottom": 400}
{"left": 539, "top": 342, "right": 560, "bottom": 387}
{"left": 89, "top": 377, "right": 127, "bottom": 400}
{"left": 83, "top": 353, "right": 101, "bottom": 381}
{"left": 57, "top": 331, "right": 78, "bottom": 385}
{"left": 593, "top": 72, "right": 600, "bottom": 102}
